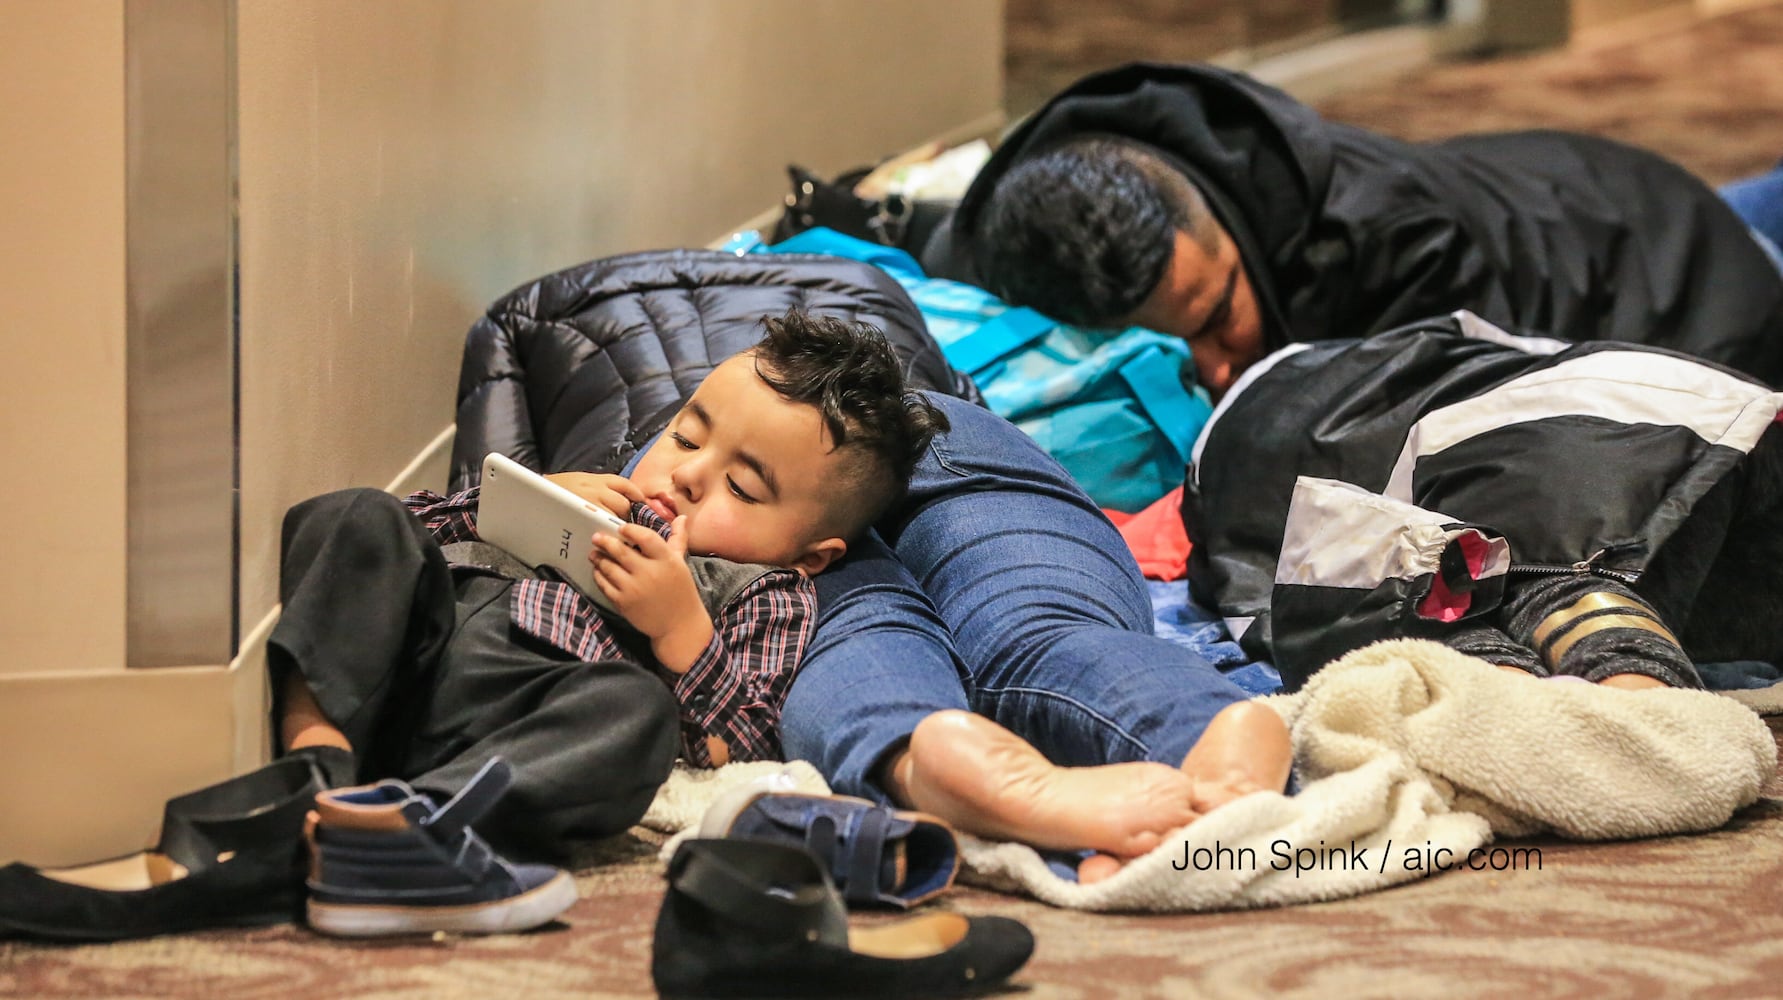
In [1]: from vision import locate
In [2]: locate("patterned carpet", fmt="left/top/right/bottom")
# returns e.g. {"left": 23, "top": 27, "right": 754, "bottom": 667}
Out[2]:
{"left": 5, "top": 718, "right": 1780, "bottom": 998}
{"left": 1312, "top": 3, "right": 1783, "bottom": 184}
{"left": 9, "top": 5, "right": 1783, "bottom": 997}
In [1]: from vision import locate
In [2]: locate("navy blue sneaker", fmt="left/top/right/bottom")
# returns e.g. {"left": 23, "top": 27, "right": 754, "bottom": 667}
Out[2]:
{"left": 698, "top": 786, "right": 960, "bottom": 908}
{"left": 303, "top": 757, "right": 576, "bottom": 936}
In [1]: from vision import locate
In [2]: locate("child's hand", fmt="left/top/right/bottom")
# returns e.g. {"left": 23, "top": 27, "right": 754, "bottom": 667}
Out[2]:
{"left": 545, "top": 472, "right": 643, "bottom": 519}
{"left": 592, "top": 516, "right": 712, "bottom": 672}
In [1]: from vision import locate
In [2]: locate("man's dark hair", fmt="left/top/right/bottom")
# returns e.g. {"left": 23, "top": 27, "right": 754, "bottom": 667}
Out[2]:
{"left": 751, "top": 309, "right": 950, "bottom": 537}
{"left": 976, "top": 136, "right": 1219, "bottom": 327}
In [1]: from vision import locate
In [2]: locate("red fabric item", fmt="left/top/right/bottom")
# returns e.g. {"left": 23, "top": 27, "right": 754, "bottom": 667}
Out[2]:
{"left": 1104, "top": 486, "right": 1192, "bottom": 581}
{"left": 1416, "top": 530, "right": 1493, "bottom": 623}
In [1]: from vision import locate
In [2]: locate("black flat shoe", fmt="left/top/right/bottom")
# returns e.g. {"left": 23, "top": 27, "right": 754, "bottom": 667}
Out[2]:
{"left": 0, "top": 756, "right": 325, "bottom": 941}
{"left": 652, "top": 838, "right": 1034, "bottom": 999}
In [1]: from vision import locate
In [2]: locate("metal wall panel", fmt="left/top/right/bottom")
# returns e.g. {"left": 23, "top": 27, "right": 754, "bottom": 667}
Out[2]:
{"left": 124, "top": 0, "right": 237, "bottom": 666}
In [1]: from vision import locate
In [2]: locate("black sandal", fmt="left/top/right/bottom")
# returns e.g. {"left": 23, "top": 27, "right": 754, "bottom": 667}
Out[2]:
{"left": 652, "top": 838, "right": 1033, "bottom": 999}
{"left": 0, "top": 755, "right": 325, "bottom": 941}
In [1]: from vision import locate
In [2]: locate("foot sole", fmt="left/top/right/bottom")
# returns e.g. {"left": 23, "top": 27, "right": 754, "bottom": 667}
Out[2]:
{"left": 306, "top": 870, "right": 577, "bottom": 937}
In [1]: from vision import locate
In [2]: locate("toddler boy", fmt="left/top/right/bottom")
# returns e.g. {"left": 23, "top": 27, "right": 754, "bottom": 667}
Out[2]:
{"left": 271, "top": 309, "right": 948, "bottom": 856}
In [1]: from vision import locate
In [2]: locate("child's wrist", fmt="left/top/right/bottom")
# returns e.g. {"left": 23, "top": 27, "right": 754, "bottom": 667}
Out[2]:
{"left": 653, "top": 615, "right": 715, "bottom": 674}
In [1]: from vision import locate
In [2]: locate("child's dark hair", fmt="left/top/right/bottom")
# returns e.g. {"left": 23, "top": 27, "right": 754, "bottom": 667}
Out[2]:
{"left": 751, "top": 309, "right": 950, "bottom": 536}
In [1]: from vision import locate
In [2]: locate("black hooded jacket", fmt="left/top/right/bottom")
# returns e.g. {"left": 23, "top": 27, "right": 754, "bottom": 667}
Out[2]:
{"left": 935, "top": 62, "right": 1783, "bottom": 386}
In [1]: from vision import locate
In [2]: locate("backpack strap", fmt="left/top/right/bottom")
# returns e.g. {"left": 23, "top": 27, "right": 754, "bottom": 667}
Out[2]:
{"left": 1118, "top": 345, "right": 1203, "bottom": 467}
{"left": 945, "top": 307, "right": 1055, "bottom": 375}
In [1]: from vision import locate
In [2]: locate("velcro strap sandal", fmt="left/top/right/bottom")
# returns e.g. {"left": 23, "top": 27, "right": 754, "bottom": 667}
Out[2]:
{"left": 698, "top": 787, "right": 960, "bottom": 908}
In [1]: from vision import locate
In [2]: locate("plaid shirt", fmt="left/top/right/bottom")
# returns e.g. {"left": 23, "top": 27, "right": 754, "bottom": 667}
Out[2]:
{"left": 404, "top": 487, "right": 815, "bottom": 767}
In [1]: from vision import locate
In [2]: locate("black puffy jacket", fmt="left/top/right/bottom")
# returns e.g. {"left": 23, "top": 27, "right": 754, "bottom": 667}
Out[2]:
{"left": 450, "top": 249, "right": 978, "bottom": 491}
{"left": 936, "top": 62, "right": 1783, "bottom": 386}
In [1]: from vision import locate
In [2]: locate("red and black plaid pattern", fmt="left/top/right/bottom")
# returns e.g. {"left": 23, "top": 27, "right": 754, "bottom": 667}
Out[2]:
{"left": 404, "top": 488, "right": 814, "bottom": 766}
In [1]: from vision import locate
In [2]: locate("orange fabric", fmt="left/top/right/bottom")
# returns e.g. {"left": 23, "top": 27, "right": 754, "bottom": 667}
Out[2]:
{"left": 1104, "top": 486, "right": 1192, "bottom": 581}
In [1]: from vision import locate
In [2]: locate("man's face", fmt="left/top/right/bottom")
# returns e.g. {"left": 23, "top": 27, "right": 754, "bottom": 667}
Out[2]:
{"left": 629, "top": 353, "right": 848, "bottom": 576}
{"left": 1126, "top": 227, "right": 1265, "bottom": 398}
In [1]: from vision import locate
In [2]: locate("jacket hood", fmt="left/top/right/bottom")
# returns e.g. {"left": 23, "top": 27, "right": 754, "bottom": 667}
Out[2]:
{"left": 953, "top": 62, "right": 1337, "bottom": 349}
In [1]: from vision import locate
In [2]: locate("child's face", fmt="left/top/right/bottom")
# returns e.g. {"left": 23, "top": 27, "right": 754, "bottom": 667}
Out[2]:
{"left": 629, "top": 353, "right": 849, "bottom": 576}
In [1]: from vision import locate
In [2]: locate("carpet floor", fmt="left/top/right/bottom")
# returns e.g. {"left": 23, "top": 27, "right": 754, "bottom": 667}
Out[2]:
{"left": 5, "top": 718, "right": 1780, "bottom": 998}
{"left": 8, "top": 5, "right": 1783, "bottom": 997}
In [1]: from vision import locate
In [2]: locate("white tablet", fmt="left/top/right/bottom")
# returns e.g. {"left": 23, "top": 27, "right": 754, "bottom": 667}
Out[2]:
{"left": 475, "top": 452, "right": 629, "bottom": 607}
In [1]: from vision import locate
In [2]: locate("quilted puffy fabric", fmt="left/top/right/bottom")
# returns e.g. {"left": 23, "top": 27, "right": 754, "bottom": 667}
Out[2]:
{"left": 449, "top": 249, "right": 980, "bottom": 491}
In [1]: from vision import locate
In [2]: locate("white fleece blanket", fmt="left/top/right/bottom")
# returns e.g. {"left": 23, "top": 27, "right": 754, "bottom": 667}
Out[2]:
{"left": 643, "top": 639, "right": 1778, "bottom": 912}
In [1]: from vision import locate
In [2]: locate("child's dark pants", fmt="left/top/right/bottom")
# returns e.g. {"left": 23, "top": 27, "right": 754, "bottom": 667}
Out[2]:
{"left": 268, "top": 488, "right": 679, "bottom": 859}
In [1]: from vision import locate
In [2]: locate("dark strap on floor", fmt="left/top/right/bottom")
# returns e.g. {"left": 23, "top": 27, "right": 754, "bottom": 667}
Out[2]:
{"left": 159, "top": 757, "right": 324, "bottom": 867}
{"left": 804, "top": 815, "right": 839, "bottom": 878}
{"left": 839, "top": 807, "right": 891, "bottom": 905}
{"left": 669, "top": 842, "right": 840, "bottom": 943}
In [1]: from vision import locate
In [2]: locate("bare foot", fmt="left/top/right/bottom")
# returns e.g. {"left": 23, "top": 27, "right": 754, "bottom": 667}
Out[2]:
{"left": 1597, "top": 673, "right": 1670, "bottom": 691}
{"left": 894, "top": 711, "right": 1200, "bottom": 860}
{"left": 1073, "top": 703, "right": 1295, "bottom": 886}
{"left": 1178, "top": 701, "right": 1292, "bottom": 814}
{"left": 1077, "top": 853, "right": 1125, "bottom": 884}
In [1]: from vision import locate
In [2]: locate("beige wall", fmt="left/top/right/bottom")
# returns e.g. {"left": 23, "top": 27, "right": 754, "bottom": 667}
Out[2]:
{"left": 0, "top": 0, "right": 1004, "bottom": 677}
{"left": 0, "top": 0, "right": 999, "bottom": 865}
{"left": 0, "top": 0, "right": 128, "bottom": 678}
{"left": 235, "top": 0, "right": 1004, "bottom": 627}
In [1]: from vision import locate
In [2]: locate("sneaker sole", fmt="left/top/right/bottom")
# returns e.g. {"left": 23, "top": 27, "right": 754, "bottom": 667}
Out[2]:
{"left": 306, "top": 870, "right": 578, "bottom": 937}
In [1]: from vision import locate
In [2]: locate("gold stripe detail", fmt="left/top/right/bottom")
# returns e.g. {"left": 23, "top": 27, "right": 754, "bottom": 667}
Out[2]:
{"left": 1546, "top": 614, "right": 1682, "bottom": 666}
{"left": 1531, "top": 591, "right": 1652, "bottom": 650}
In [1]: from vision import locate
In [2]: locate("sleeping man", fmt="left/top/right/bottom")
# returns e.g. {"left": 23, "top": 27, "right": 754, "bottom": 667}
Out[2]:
{"left": 1185, "top": 310, "right": 1783, "bottom": 693}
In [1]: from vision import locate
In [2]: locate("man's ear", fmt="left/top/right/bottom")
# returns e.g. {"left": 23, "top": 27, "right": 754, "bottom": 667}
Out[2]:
{"left": 791, "top": 537, "right": 848, "bottom": 578}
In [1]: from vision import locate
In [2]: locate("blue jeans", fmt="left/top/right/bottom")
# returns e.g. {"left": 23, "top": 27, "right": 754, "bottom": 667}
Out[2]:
{"left": 777, "top": 394, "right": 1250, "bottom": 802}
{"left": 1722, "top": 159, "right": 1783, "bottom": 273}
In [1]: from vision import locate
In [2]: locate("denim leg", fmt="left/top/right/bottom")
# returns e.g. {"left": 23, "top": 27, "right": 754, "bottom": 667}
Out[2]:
{"left": 634, "top": 436, "right": 973, "bottom": 803}
{"left": 643, "top": 394, "right": 1251, "bottom": 800}
{"left": 1720, "top": 161, "right": 1783, "bottom": 273}
{"left": 890, "top": 395, "right": 1252, "bottom": 770}
{"left": 780, "top": 532, "right": 972, "bottom": 803}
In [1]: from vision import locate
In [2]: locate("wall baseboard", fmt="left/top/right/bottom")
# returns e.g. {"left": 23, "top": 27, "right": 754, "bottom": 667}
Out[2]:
{"left": 387, "top": 424, "right": 456, "bottom": 496}
{"left": 1240, "top": 23, "right": 1442, "bottom": 103}
{"left": 709, "top": 107, "right": 1009, "bottom": 250}
{"left": 0, "top": 663, "right": 258, "bottom": 866}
